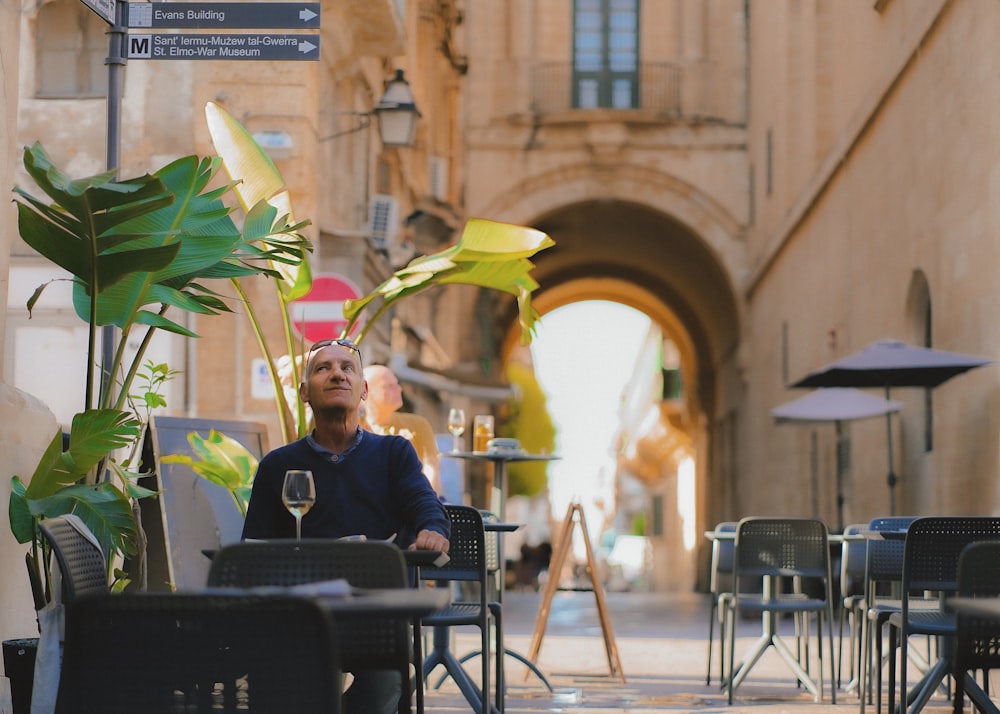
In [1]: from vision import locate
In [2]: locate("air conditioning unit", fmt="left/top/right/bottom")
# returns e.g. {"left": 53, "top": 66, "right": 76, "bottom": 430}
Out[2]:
{"left": 367, "top": 194, "right": 399, "bottom": 249}
{"left": 429, "top": 156, "right": 448, "bottom": 201}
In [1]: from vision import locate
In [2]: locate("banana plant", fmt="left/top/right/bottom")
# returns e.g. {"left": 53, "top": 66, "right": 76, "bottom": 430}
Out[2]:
{"left": 205, "top": 101, "right": 313, "bottom": 444}
{"left": 9, "top": 141, "right": 310, "bottom": 602}
{"left": 177, "top": 103, "right": 555, "bottom": 523}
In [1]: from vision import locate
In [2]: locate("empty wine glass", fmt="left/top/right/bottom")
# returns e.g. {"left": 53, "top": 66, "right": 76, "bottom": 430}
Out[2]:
{"left": 282, "top": 469, "right": 315, "bottom": 540}
{"left": 447, "top": 408, "right": 466, "bottom": 452}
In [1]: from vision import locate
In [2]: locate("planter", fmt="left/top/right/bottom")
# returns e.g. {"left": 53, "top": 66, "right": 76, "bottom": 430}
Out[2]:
{"left": 2, "top": 638, "right": 37, "bottom": 714}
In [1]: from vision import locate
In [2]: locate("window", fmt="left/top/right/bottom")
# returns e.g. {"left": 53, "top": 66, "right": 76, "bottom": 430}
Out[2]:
{"left": 36, "top": 0, "right": 108, "bottom": 98}
{"left": 572, "top": 0, "right": 639, "bottom": 109}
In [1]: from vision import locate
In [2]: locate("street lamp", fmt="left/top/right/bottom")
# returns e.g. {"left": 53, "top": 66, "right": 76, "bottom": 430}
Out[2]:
{"left": 372, "top": 69, "right": 421, "bottom": 147}
{"left": 320, "top": 69, "right": 421, "bottom": 147}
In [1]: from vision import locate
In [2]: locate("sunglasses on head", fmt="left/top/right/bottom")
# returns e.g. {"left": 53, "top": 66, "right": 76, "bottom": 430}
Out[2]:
{"left": 308, "top": 338, "right": 362, "bottom": 365}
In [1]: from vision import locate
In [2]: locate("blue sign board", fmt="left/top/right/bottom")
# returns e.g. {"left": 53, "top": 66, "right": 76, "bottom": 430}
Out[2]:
{"left": 127, "top": 32, "right": 319, "bottom": 61}
{"left": 127, "top": 2, "right": 320, "bottom": 29}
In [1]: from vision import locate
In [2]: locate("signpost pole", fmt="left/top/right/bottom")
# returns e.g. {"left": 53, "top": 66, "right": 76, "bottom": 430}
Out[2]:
{"left": 101, "top": 0, "right": 128, "bottom": 406}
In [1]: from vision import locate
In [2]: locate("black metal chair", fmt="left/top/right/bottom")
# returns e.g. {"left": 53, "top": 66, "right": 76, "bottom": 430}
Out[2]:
{"left": 859, "top": 515, "right": 923, "bottom": 714}
{"left": 723, "top": 517, "right": 837, "bottom": 705}
{"left": 951, "top": 540, "right": 1000, "bottom": 714}
{"left": 706, "top": 521, "right": 737, "bottom": 686}
{"left": 207, "top": 539, "right": 412, "bottom": 714}
{"left": 38, "top": 515, "right": 108, "bottom": 603}
{"left": 56, "top": 592, "right": 341, "bottom": 713}
{"left": 420, "top": 504, "right": 495, "bottom": 714}
{"left": 886, "top": 516, "right": 1000, "bottom": 714}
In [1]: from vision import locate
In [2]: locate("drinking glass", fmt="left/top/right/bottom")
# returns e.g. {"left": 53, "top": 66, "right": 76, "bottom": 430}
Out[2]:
{"left": 447, "top": 408, "right": 466, "bottom": 452}
{"left": 282, "top": 469, "right": 315, "bottom": 540}
{"left": 473, "top": 414, "right": 494, "bottom": 452}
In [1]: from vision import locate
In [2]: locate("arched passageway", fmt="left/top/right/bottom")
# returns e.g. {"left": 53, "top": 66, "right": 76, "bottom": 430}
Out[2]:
{"left": 494, "top": 199, "right": 743, "bottom": 591}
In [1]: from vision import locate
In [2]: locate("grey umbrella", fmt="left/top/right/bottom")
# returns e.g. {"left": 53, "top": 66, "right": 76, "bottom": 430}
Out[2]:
{"left": 790, "top": 339, "right": 991, "bottom": 514}
{"left": 771, "top": 387, "right": 904, "bottom": 529}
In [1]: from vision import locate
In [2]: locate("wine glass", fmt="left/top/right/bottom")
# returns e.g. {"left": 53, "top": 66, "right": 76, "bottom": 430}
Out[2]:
{"left": 282, "top": 470, "right": 315, "bottom": 540}
{"left": 447, "top": 408, "right": 466, "bottom": 452}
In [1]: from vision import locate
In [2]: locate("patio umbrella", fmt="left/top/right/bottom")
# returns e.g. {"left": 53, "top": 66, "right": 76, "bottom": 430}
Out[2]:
{"left": 771, "top": 387, "right": 904, "bottom": 530}
{"left": 790, "top": 339, "right": 991, "bottom": 514}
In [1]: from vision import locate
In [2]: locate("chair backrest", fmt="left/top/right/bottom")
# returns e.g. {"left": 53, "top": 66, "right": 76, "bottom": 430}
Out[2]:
{"left": 207, "top": 540, "right": 409, "bottom": 673}
{"left": 38, "top": 515, "right": 108, "bottom": 603}
{"left": 419, "top": 505, "right": 488, "bottom": 603}
{"left": 709, "top": 521, "right": 737, "bottom": 594}
{"left": 479, "top": 510, "right": 502, "bottom": 575}
{"left": 734, "top": 517, "right": 831, "bottom": 584}
{"left": 902, "top": 517, "right": 1000, "bottom": 595}
{"left": 208, "top": 539, "right": 407, "bottom": 589}
{"left": 57, "top": 592, "right": 340, "bottom": 714}
{"left": 863, "top": 516, "right": 918, "bottom": 598}
{"left": 954, "top": 540, "right": 1000, "bottom": 673}
{"left": 839, "top": 523, "right": 868, "bottom": 597}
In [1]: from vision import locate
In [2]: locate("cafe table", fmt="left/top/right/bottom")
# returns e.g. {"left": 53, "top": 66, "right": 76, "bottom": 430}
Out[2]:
{"left": 442, "top": 449, "right": 560, "bottom": 703}
{"left": 443, "top": 449, "right": 560, "bottom": 520}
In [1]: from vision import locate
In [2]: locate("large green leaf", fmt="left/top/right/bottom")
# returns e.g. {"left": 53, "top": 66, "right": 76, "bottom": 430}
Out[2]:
{"left": 342, "top": 218, "right": 554, "bottom": 343}
{"left": 205, "top": 102, "right": 312, "bottom": 300}
{"left": 8, "top": 477, "right": 33, "bottom": 544}
{"left": 161, "top": 429, "right": 257, "bottom": 516}
{"left": 29, "top": 483, "right": 138, "bottom": 558}
{"left": 62, "top": 409, "right": 141, "bottom": 474}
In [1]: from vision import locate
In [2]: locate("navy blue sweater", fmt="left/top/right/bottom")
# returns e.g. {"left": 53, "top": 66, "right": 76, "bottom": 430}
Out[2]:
{"left": 241, "top": 431, "right": 450, "bottom": 546}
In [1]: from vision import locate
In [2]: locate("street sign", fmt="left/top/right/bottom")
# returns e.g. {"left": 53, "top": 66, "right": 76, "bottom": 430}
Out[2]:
{"left": 127, "top": 33, "right": 319, "bottom": 60}
{"left": 127, "top": 2, "right": 320, "bottom": 29}
{"left": 81, "top": 0, "right": 115, "bottom": 24}
{"left": 288, "top": 274, "right": 363, "bottom": 343}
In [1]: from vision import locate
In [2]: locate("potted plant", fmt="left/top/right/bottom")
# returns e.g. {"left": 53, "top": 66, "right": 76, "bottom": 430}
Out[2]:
{"left": 169, "top": 104, "right": 555, "bottom": 513}
{"left": 6, "top": 137, "right": 311, "bottom": 710}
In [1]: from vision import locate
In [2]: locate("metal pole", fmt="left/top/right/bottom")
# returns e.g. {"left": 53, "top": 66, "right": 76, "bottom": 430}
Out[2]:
{"left": 101, "top": 0, "right": 127, "bottom": 408}
{"left": 885, "top": 386, "right": 896, "bottom": 516}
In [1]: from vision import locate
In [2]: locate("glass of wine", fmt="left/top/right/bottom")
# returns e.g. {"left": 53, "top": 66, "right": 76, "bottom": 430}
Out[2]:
{"left": 282, "top": 469, "right": 315, "bottom": 540}
{"left": 447, "top": 408, "right": 466, "bottom": 452}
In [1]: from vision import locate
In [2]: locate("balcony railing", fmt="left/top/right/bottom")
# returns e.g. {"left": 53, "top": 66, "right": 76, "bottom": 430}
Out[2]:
{"left": 530, "top": 61, "right": 734, "bottom": 122}
{"left": 532, "top": 62, "right": 680, "bottom": 115}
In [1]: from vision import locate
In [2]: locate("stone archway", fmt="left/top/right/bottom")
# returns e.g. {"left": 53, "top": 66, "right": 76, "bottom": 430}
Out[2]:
{"left": 484, "top": 190, "right": 743, "bottom": 591}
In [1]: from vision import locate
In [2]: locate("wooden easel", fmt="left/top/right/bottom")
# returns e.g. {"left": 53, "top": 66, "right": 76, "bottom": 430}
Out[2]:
{"left": 526, "top": 502, "right": 625, "bottom": 682}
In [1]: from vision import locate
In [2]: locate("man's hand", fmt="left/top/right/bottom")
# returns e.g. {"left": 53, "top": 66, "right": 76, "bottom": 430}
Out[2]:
{"left": 411, "top": 529, "right": 449, "bottom": 553}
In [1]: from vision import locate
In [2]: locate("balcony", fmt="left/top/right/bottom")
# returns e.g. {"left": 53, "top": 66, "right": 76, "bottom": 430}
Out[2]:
{"left": 530, "top": 62, "right": 735, "bottom": 124}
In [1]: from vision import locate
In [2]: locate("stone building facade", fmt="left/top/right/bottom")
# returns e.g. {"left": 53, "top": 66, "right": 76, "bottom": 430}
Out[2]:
{"left": 2, "top": 0, "right": 1000, "bottom": 635}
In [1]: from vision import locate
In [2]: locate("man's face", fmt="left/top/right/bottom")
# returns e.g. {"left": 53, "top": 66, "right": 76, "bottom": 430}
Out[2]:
{"left": 300, "top": 343, "right": 366, "bottom": 414}
{"left": 366, "top": 367, "right": 404, "bottom": 412}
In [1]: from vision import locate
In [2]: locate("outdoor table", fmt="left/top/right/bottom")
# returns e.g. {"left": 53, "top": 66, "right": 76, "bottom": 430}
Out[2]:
{"left": 202, "top": 582, "right": 450, "bottom": 616}
{"left": 421, "top": 520, "right": 550, "bottom": 714}
{"left": 443, "top": 449, "right": 560, "bottom": 520}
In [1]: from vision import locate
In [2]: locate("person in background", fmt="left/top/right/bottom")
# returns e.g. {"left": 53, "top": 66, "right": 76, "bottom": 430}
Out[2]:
{"left": 363, "top": 364, "right": 443, "bottom": 495}
{"left": 242, "top": 338, "right": 450, "bottom": 714}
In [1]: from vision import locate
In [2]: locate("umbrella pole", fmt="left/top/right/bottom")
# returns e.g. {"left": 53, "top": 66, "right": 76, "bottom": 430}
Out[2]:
{"left": 835, "top": 420, "right": 846, "bottom": 532}
{"left": 885, "top": 386, "right": 896, "bottom": 515}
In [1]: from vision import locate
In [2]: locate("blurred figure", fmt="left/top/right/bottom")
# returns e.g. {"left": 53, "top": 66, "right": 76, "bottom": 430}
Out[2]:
{"left": 363, "top": 364, "right": 442, "bottom": 494}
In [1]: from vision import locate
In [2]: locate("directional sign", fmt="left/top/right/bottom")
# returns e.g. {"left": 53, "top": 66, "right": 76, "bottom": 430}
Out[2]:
{"left": 127, "top": 2, "right": 320, "bottom": 29}
{"left": 128, "top": 33, "right": 320, "bottom": 61}
{"left": 81, "top": 0, "right": 115, "bottom": 24}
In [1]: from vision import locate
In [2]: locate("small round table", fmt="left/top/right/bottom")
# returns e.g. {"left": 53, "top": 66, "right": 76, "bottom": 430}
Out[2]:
{"left": 441, "top": 450, "right": 560, "bottom": 697}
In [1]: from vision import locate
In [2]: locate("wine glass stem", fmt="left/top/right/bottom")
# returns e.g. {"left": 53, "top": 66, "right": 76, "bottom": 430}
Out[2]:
{"left": 295, "top": 515, "right": 302, "bottom": 541}
{"left": 453, "top": 434, "right": 460, "bottom": 452}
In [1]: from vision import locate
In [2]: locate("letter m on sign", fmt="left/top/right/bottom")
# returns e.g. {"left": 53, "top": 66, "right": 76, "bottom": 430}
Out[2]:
{"left": 129, "top": 35, "right": 151, "bottom": 59}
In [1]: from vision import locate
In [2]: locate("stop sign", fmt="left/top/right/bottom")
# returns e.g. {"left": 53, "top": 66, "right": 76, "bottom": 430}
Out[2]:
{"left": 288, "top": 273, "right": 363, "bottom": 342}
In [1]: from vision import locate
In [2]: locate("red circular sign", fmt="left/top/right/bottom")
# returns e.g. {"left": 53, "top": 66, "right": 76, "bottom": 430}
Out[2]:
{"left": 288, "top": 273, "right": 363, "bottom": 342}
